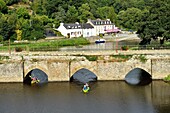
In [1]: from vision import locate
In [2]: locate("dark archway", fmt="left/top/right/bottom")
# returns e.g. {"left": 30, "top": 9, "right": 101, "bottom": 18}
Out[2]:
{"left": 24, "top": 68, "right": 48, "bottom": 85}
{"left": 125, "top": 68, "right": 152, "bottom": 85}
{"left": 70, "top": 68, "right": 97, "bottom": 84}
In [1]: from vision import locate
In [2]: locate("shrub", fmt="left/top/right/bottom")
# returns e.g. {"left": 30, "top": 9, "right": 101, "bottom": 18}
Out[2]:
{"left": 163, "top": 74, "right": 170, "bottom": 81}
{"left": 121, "top": 46, "right": 128, "bottom": 50}
{"left": 84, "top": 55, "right": 98, "bottom": 61}
{"left": 15, "top": 47, "right": 23, "bottom": 52}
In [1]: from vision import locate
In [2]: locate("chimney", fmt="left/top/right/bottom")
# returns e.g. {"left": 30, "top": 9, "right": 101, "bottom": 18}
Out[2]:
{"left": 60, "top": 23, "right": 64, "bottom": 26}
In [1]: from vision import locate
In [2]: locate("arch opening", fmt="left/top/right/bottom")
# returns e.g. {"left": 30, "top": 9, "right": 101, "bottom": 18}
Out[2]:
{"left": 70, "top": 68, "right": 97, "bottom": 84}
{"left": 24, "top": 68, "right": 48, "bottom": 85}
{"left": 125, "top": 68, "right": 152, "bottom": 85}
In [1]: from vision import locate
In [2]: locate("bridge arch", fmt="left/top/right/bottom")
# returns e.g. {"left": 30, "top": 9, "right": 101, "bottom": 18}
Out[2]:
{"left": 125, "top": 67, "right": 152, "bottom": 85}
{"left": 24, "top": 68, "right": 48, "bottom": 84}
{"left": 24, "top": 65, "right": 49, "bottom": 77}
{"left": 70, "top": 68, "right": 97, "bottom": 84}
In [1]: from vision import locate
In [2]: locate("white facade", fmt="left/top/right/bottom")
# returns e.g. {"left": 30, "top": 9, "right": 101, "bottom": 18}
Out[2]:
{"left": 87, "top": 19, "right": 115, "bottom": 36}
{"left": 83, "top": 28, "right": 96, "bottom": 37}
{"left": 56, "top": 23, "right": 82, "bottom": 38}
{"left": 56, "top": 23, "right": 95, "bottom": 38}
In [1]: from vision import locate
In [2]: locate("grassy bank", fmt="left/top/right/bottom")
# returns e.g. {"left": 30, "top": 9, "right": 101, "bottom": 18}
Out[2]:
{"left": 0, "top": 37, "right": 90, "bottom": 52}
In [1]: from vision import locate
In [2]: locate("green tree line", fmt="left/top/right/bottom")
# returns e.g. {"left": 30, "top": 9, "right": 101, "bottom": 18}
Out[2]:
{"left": 0, "top": 0, "right": 170, "bottom": 44}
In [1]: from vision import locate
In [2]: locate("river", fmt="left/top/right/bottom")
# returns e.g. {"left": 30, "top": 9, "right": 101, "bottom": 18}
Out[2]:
{"left": 0, "top": 81, "right": 169, "bottom": 113}
{"left": 59, "top": 38, "right": 140, "bottom": 51}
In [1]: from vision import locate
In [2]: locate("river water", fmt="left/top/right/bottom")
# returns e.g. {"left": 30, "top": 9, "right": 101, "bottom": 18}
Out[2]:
{"left": 0, "top": 81, "right": 169, "bottom": 113}
{"left": 59, "top": 40, "right": 140, "bottom": 51}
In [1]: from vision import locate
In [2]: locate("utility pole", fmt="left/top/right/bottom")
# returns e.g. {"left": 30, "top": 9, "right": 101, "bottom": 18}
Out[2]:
{"left": 8, "top": 38, "right": 11, "bottom": 55}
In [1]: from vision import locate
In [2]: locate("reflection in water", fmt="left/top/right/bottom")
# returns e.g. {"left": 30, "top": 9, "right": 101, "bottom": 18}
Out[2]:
{"left": 0, "top": 81, "right": 170, "bottom": 113}
{"left": 70, "top": 68, "right": 97, "bottom": 84}
{"left": 125, "top": 68, "right": 152, "bottom": 85}
{"left": 59, "top": 39, "right": 140, "bottom": 51}
{"left": 24, "top": 68, "right": 48, "bottom": 85}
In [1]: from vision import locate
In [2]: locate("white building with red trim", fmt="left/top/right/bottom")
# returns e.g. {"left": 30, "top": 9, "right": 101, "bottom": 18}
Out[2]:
{"left": 55, "top": 19, "right": 121, "bottom": 38}
{"left": 87, "top": 19, "right": 121, "bottom": 35}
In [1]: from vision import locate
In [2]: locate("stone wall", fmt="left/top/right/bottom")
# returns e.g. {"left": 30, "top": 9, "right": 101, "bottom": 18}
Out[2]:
{"left": 152, "top": 58, "right": 170, "bottom": 79}
{"left": 0, "top": 54, "right": 170, "bottom": 82}
{"left": 0, "top": 60, "right": 23, "bottom": 82}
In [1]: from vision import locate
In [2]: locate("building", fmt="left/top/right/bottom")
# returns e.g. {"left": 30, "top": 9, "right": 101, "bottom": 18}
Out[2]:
{"left": 87, "top": 19, "right": 121, "bottom": 35}
{"left": 55, "top": 22, "right": 95, "bottom": 38}
{"left": 55, "top": 19, "right": 121, "bottom": 38}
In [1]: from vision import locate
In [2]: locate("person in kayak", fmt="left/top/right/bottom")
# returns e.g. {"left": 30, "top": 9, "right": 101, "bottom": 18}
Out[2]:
{"left": 83, "top": 83, "right": 90, "bottom": 93}
{"left": 30, "top": 76, "right": 40, "bottom": 84}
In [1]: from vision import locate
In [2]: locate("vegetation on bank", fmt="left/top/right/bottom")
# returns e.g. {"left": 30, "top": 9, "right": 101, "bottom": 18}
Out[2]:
{"left": 163, "top": 74, "right": 170, "bottom": 82}
{"left": 0, "top": 37, "right": 90, "bottom": 51}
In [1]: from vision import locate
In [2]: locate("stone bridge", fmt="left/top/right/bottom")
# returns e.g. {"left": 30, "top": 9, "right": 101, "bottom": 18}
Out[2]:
{"left": 0, "top": 54, "right": 170, "bottom": 82}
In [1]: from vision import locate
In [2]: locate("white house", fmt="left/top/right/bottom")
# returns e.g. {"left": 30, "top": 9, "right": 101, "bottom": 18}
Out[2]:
{"left": 87, "top": 19, "right": 120, "bottom": 35}
{"left": 55, "top": 22, "right": 95, "bottom": 38}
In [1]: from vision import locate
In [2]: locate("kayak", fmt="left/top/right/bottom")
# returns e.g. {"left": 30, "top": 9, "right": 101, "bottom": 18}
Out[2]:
{"left": 31, "top": 79, "right": 40, "bottom": 84}
{"left": 82, "top": 87, "right": 90, "bottom": 93}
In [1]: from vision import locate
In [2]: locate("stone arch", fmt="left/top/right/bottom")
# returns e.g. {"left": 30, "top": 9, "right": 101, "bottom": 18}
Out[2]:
{"left": 23, "top": 68, "right": 48, "bottom": 84}
{"left": 125, "top": 67, "right": 152, "bottom": 85}
{"left": 70, "top": 68, "right": 97, "bottom": 84}
{"left": 24, "top": 65, "right": 48, "bottom": 78}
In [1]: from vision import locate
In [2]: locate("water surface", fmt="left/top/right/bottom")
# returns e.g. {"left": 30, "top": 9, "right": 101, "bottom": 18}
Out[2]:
{"left": 0, "top": 81, "right": 169, "bottom": 113}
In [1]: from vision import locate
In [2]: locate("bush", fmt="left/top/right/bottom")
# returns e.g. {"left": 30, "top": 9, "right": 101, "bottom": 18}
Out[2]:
{"left": 15, "top": 47, "right": 23, "bottom": 52}
{"left": 164, "top": 74, "right": 170, "bottom": 82}
{"left": 84, "top": 55, "right": 98, "bottom": 61}
{"left": 121, "top": 46, "right": 128, "bottom": 50}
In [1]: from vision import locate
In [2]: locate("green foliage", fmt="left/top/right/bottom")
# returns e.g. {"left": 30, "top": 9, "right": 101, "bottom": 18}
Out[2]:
{"left": 0, "top": 35, "right": 3, "bottom": 42}
{"left": 16, "top": 7, "right": 30, "bottom": 19}
{"left": 118, "top": 7, "right": 142, "bottom": 30}
{"left": 84, "top": 55, "right": 98, "bottom": 61}
{"left": 0, "top": 55, "right": 9, "bottom": 60}
{"left": 164, "top": 74, "right": 170, "bottom": 81}
{"left": 0, "top": 0, "right": 7, "bottom": 13}
{"left": 0, "top": 13, "right": 17, "bottom": 41}
{"left": 135, "top": 55, "right": 147, "bottom": 63}
{"left": 121, "top": 46, "right": 128, "bottom": 50}
{"left": 66, "top": 6, "right": 78, "bottom": 23}
{"left": 136, "top": 0, "right": 170, "bottom": 41}
{"left": 78, "top": 3, "right": 94, "bottom": 23}
{"left": 15, "top": 47, "right": 23, "bottom": 52}
{"left": 0, "top": 0, "right": 170, "bottom": 43}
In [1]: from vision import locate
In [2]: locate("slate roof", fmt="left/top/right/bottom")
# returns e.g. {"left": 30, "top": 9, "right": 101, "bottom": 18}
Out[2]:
{"left": 90, "top": 19, "right": 112, "bottom": 25}
{"left": 63, "top": 23, "right": 94, "bottom": 29}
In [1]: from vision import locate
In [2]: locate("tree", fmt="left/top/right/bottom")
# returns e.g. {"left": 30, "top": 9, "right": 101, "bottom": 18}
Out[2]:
{"left": 66, "top": 6, "right": 78, "bottom": 23}
{"left": 0, "top": 0, "right": 7, "bottom": 13}
{"left": 117, "top": 7, "right": 142, "bottom": 30}
{"left": 0, "top": 14, "right": 17, "bottom": 41}
{"left": 96, "top": 6, "right": 117, "bottom": 24}
{"left": 78, "top": 3, "right": 94, "bottom": 23}
{"left": 16, "top": 7, "right": 30, "bottom": 19}
{"left": 136, "top": 0, "right": 170, "bottom": 42}
{"left": 52, "top": 6, "right": 66, "bottom": 23}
